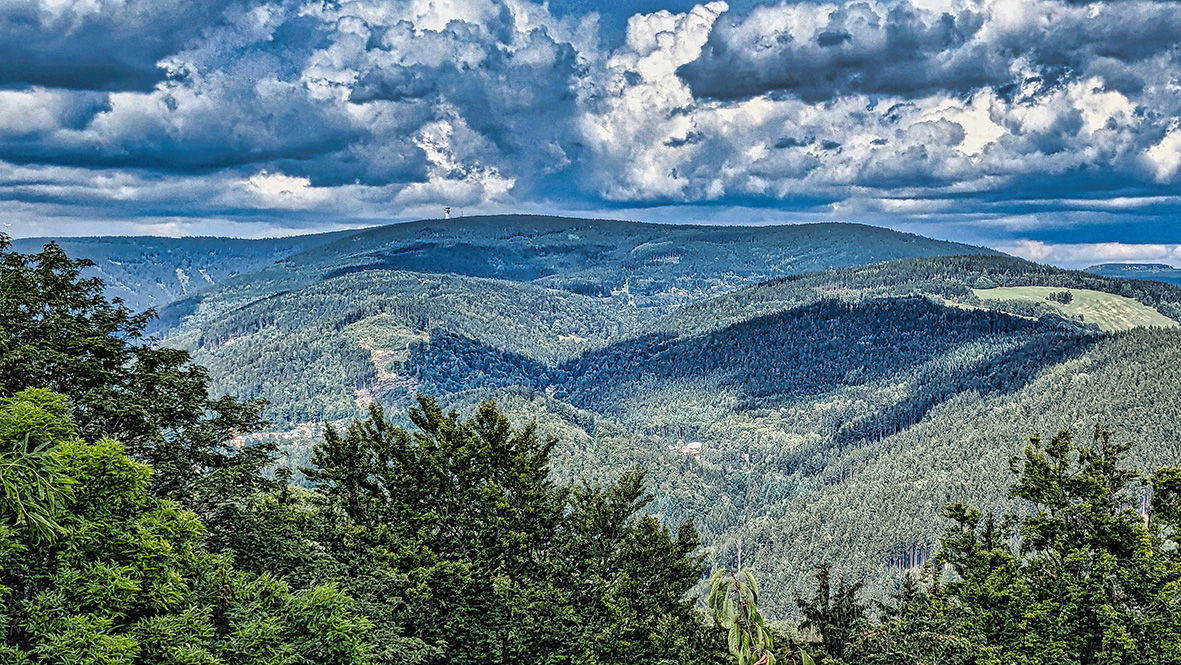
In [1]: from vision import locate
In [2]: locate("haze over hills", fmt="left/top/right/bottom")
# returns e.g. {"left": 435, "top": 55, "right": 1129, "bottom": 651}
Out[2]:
{"left": 1086, "top": 262, "right": 1181, "bottom": 287}
{"left": 9, "top": 230, "right": 355, "bottom": 311}
{"left": 26, "top": 214, "right": 1181, "bottom": 615}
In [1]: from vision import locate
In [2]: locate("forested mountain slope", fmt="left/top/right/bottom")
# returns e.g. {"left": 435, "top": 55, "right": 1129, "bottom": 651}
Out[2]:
{"left": 127, "top": 219, "right": 1181, "bottom": 616}
{"left": 10, "top": 230, "right": 353, "bottom": 311}
{"left": 148, "top": 215, "right": 994, "bottom": 336}
{"left": 369, "top": 258, "right": 1181, "bottom": 615}
{"left": 165, "top": 246, "right": 1181, "bottom": 444}
{"left": 726, "top": 327, "right": 1181, "bottom": 613}
{"left": 171, "top": 270, "right": 644, "bottom": 423}
{"left": 645, "top": 254, "right": 1181, "bottom": 338}
{"left": 150, "top": 217, "right": 1000, "bottom": 423}
{"left": 399, "top": 327, "right": 1181, "bottom": 617}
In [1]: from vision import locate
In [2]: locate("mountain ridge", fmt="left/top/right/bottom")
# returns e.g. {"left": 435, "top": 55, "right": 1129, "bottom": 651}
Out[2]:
{"left": 1086, "top": 261, "right": 1181, "bottom": 286}
{"left": 144, "top": 215, "right": 1000, "bottom": 336}
{"left": 9, "top": 229, "right": 358, "bottom": 311}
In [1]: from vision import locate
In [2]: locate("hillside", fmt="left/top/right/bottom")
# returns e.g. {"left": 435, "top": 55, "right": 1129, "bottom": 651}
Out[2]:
{"left": 10, "top": 230, "right": 354, "bottom": 311}
{"left": 644, "top": 254, "right": 1181, "bottom": 338}
{"left": 726, "top": 327, "right": 1181, "bottom": 612}
{"left": 386, "top": 257, "right": 1181, "bottom": 614}
{"left": 150, "top": 216, "right": 999, "bottom": 422}
{"left": 170, "top": 270, "right": 644, "bottom": 423}
{"left": 39, "top": 218, "right": 1181, "bottom": 617}
{"left": 148, "top": 215, "right": 995, "bottom": 336}
{"left": 228, "top": 247, "right": 1181, "bottom": 617}
{"left": 403, "top": 324, "right": 1181, "bottom": 618}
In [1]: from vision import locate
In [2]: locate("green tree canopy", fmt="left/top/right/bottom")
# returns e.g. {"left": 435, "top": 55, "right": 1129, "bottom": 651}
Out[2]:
{"left": 0, "top": 389, "right": 371, "bottom": 665}
{"left": 299, "top": 396, "right": 723, "bottom": 665}
{"left": 937, "top": 426, "right": 1181, "bottom": 665}
{"left": 0, "top": 237, "right": 270, "bottom": 507}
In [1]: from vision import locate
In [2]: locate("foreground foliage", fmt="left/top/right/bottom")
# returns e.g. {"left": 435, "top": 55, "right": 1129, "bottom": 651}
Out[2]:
{"left": 291, "top": 398, "right": 725, "bottom": 664}
{"left": 0, "top": 390, "right": 371, "bottom": 665}
{"left": 830, "top": 426, "right": 1181, "bottom": 665}
{"left": 709, "top": 568, "right": 785, "bottom": 665}
{"left": 0, "top": 236, "right": 271, "bottom": 513}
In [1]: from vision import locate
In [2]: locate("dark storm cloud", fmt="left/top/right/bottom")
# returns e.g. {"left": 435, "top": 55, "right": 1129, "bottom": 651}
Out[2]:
{"left": 0, "top": 2, "right": 574, "bottom": 187}
{"left": 0, "top": 0, "right": 242, "bottom": 91}
{"left": 0, "top": 1, "right": 368, "bottom": 180}
{"left": 677, "top": 0, "right": 1181, "bottom": 103}
{"left": 0, "top": 82, "right": 363, "bottom": 176}
{"left": 0, "top": 0, "right": 602, "bottom": 228}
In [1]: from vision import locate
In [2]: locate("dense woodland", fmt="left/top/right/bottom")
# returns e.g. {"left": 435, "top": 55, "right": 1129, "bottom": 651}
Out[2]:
{"left": 126, "top": 221, "right": 1181, "bottom": 614}
{"left": 6, "top": 230, "right": 1181, "bottom": 663}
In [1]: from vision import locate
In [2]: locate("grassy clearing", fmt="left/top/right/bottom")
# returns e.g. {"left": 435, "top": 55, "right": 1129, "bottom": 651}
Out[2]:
{"left": 342, "top": 314, "right": 431, "bottom": 378}
{"left": 342, "top": 314, "right": 429, "bottom": 351}
{"left": 972, "top": 286, "right": 1178, "bottom": 332}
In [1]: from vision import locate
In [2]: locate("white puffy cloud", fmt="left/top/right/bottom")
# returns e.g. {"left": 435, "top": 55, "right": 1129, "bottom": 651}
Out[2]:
{"left": 998, "top": 240, "right": 1181, "bottom": 269}
{"left": 577, "top": 2, "right": 730, "bottom": 201}
{"left": 1, "top": 0, "right": 1180, "bottom": 248}
{"left": 1147, "top": 128, "right": 1181, "bottom": 183}
{"left": 243, "top": 171, "right": 334, "bottom": 209}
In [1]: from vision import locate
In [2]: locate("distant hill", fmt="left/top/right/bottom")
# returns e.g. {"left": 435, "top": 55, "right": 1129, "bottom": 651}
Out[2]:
{"left": 644, "top": 254, "right": 1181, "bottom": 338}
{"left": 1085, "top": 262, "right": 1181, "bottom": 286}
{"left": 148, "top": 214, "right": 996, "bottom": 336}
{"left": 283, "top": 216, "right": 995, "bottom": 306}
{"left": 12, "top": 216, "right": 991, "bottom": 318}
{"left": 144, "top": 216, "right": 1001, "bottom": 421}
{"left": 9, "top": 230, "right": 356, "bottom": 311}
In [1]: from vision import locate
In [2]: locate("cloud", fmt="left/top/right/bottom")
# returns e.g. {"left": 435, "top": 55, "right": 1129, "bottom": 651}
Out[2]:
{"left": 243, "top": 171, "right": 334, "bottom": 210}
{"left": 676, "top": 0, "right": 1181, "bottom": 103}
{"left": 0, "top": 88, "right": 107, "bottom": 135}
{"left": 305, "top": 0, "right": 589, "bottom": 193}
{"left": 0, "top": 0, "right": 240, "bottom": 91}
{"left": 576, "top": 1, "right": 732, "bottom": 201}
{"left": 997, "top": 240, "right": 1181, "bottom": 269}
{"left": 0, "top": 0, "right": 590, "bottom": 209}
{"left": 1147, "top": 129, "right": 1181, "bottom": 183}
{"left": 0, "top": 0, "right": 1180, "bottom": 249}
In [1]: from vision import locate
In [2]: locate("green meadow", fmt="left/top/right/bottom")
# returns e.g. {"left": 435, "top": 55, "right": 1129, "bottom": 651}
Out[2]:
{"left": 973, "top": 285, "right": 1178, "bottom": 331}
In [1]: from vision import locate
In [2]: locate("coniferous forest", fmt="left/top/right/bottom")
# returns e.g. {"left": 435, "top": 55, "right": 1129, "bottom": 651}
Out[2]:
{"left": 5, "top": 220, "right": 1181, "bottom": 664}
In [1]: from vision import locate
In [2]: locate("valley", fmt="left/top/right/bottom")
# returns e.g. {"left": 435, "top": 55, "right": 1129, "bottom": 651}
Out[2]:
{"left": 24, "top": 215, "right": 1181, "bottom": 616}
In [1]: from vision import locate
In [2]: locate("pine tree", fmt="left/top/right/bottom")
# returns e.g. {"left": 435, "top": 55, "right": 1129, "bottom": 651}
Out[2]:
{"left": 795, "top": 563, "right": 866, "bottom": 662}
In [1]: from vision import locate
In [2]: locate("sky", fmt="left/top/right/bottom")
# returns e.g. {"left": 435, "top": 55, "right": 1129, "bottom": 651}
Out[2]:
{"left": 1, "top": 0, "right": 1180, "bottom": 268}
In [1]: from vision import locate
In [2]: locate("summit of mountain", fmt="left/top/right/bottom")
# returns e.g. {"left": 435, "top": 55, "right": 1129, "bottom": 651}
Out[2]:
{"left": 144, "top": 214, "right": 998, "bottom": 336}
